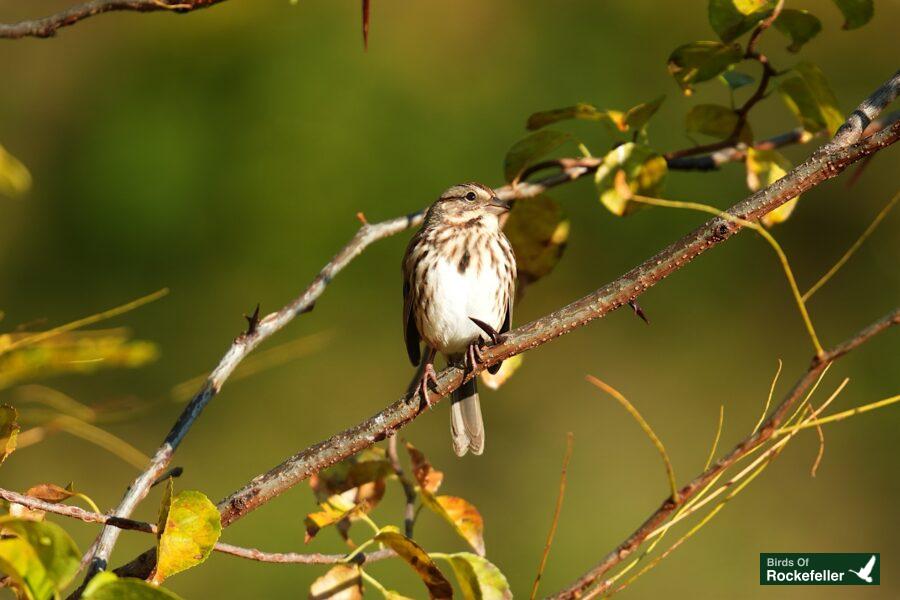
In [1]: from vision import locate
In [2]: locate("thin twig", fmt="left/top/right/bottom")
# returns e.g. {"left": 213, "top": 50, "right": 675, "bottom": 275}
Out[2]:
{"left": 0, "top": 486, "right": 393, "bottom": 565}
{"left": 753, "top": 360, "right": 782, "bottom": 434}
{"left": 550, "top": 313, "right": 897, "bottom": 599}
{"left": 386, "top": 434, "right": 417, "bottom": 538}
{"left": 0, "top": 1, "right": 227, "bottom": 39}
{"left": 530, "top": 432, "right": 574, "bottom": 600}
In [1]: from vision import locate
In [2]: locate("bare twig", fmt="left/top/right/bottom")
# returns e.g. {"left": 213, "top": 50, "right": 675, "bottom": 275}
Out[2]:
{"left": 113, "top": 77, "right": 900, "bottom": 579}
{"left": 552, "top": 310, "right": 898, "bottom": 599}
{"left": 530, "top": 432, "right": 574, "bottom": 600}
{"left": 386, "top": 434, "right": 417, "bottom": 538}
{"left": 0, "top": 487, "right": 393, "bottom": 566}
{"left": 0, "top": 0, "right": 227, "bottom": 40}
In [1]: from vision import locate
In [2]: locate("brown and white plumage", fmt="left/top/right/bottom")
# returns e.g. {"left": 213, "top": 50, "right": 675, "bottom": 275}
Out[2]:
{"left": 402, "top": 182, "right": 516, "bottom": 456}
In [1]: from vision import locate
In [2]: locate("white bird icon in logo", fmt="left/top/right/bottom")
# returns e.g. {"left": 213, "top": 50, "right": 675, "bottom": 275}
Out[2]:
{"left": 848, "top": 555, "right": 877, "bottom": 583}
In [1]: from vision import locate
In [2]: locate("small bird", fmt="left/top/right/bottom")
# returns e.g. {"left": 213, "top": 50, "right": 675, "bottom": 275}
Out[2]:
{"left": 402, "top": 183, "right": 516, "bottom": 456}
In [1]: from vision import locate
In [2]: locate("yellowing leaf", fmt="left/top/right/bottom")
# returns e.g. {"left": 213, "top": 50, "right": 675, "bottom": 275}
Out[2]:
{"left": 708, "top": 0, "right": 776, "bottom": 42}
{"left": 778, "top": 62, "right": 843, "bottom": 135}
{"left": 503, "top": 195, "right": 569, "bottom": 288}
{"left": 594, "top": 143, "right": 668, "bottom": 216}
{"left": 667, "top": 41, "right": 743, "bottom": 94}
{"left": 746, "top": 148, "right": 800, "bottom": 226}
{"left": 304, "top": 494, "right": 359, "bottom": 543}
{"left": 773, "top": 9, "right": 822, "bottom": 52}
{"left": 442, "top": 553, "right": 512, "bottom": 600}
{"left": 152, "top": 481, "right": 222, "bottom": 584}
{"left": 0, "top": 144, "right": 32, "bottom": 199}
{"left": 374, "top": 528, "right": 453, "bottom": 599}
{"left": 0, "top": 517, "right": 81, "bottom": 600}
{"left": 480, "top": 355, "right": 524, "bottom": 390}
{"left": 25, "top": 483, "right": 76, "bottom": 504}
{"left": 422, "top": 493, "right": 486, "bottom": 556}
{"left": 831, "top": 0, "right": 873, "bottom": 30}
{"left": 405, "top": 442, "right": 444, "bottom": 494}
{"left": 503, "top": 130, "right": 571, "bottom": 183}
{"left": 83, "top": 572, "right": 184, "bottom": 600}
{"left": 526, "top": 103, "right": 612, "bottom": 130}
{"left": 309, "top": 564, "right": 363, "bottom": 600}
{"left": 624, "top": 95, "right": 666, "bottom": 132}
{"left": 0, "top": 404, "right": 19, "bottom": 465}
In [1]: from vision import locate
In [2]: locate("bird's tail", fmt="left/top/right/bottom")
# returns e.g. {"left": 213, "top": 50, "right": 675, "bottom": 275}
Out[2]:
{"left": 450, "top": 377, "right": 484, "bottom": 457}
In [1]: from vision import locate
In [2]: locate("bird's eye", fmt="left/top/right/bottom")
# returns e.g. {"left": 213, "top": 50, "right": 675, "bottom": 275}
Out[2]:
{"left": 465, "top": 192, "right": 477, "bottom": 202}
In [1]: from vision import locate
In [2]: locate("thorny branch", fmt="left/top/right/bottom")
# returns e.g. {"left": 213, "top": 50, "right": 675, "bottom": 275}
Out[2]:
{"left": 111, "top": 73, "right": 899, "bottom": 580}
{"left": 551, "top": 308, "right": 899, "bottom": 599}
{"left": 0, "top": 1, "right": 227, "bottom": 40}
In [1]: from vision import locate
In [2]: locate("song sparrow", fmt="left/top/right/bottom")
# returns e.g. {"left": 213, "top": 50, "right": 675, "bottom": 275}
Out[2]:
{"left": 402, "top": 182, "right": 516, "bottom": 456}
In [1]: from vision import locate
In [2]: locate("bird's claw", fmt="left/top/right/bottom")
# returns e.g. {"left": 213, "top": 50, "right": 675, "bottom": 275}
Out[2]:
{"left": 469, "top": 316, "right": 502, "bottom": 345}
{"left": 465, "top": 340, "right": 487, "bottom": 374}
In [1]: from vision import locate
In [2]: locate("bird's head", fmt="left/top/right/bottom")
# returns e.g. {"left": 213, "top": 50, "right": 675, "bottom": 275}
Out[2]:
{"left": 432, "top": 182, "right": 511, "bottom": 224}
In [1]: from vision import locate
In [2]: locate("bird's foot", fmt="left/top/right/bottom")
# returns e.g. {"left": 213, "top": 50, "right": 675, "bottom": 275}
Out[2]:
{"left": 464, "top": 340, "right": 488, "bottom": 374}
{"left": 416, "top": 363, "right": 440, "bottom": 409}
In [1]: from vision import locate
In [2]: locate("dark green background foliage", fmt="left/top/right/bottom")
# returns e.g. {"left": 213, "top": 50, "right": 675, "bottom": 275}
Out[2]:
{"left": 0, "top": 1, "right": 898, "bottom": 598}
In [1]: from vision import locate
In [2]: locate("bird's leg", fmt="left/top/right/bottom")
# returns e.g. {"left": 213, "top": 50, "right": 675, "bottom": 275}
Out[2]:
{"left": 464, "top": 339, "right": 488, "bottom": 374}
{"left": 468, "top": 316, "right": 501, "bottom": 344}
{"left": 416, "top": 347, "right": 440, "bottom": 409}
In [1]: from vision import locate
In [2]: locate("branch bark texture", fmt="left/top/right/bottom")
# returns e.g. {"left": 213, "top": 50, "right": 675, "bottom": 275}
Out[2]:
{"left": 0, "top": 0, "right": 226, "bottom": 39}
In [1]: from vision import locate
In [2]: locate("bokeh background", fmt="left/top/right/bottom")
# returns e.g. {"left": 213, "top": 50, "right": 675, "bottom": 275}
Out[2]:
{"left": 1, "top": 1, "right": 898, "bottom": 598}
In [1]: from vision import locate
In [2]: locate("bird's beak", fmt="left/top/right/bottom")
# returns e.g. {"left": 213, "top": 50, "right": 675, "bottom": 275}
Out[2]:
{"left": 487, "top": 196, "right": 511, "bottom": 214}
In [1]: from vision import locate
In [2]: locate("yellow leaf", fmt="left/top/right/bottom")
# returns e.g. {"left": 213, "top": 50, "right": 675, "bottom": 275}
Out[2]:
{"left": 304, "top": 494, "right": 358, "bottom": 543}
{"left": 0, "top": 404, "right": 19, "bottom": 466}
{"left": 152, "top": 482, "right": 222, "bottom": 584}
{"left": 442, "top": 552, "right": 512, "bottom": 600}
{"left": 309, "top": 564, "right": 363, "bottom": 600}
{"left": 0, "top": 517, "right": 81, "bottom": 599}
{"left": 0, "top": 144, "right": 32, "bottom": 198}
{"left": 83, "top": 571, "right": 184, "bottom": 599}
{"left": 373, "top": 528, "right": 454, "bottom": 599}
{"left": 480, "top": 355, "right": 524, "bottom": 390}
{"left": 746, "top": 148, "right": 800, "bottom": 226}
{"left": 422, "top": 493, "right": 486, "bottom": 556}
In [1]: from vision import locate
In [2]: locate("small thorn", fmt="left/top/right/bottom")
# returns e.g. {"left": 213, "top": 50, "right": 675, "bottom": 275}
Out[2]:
{"left": 628, "top": 300, "right": 650, "bottom": 325}
{"left": 356, "top": 211, "right": 369, "bottom": 225}
{"left": 151, "top": 466, "right": 184, "bottom": 487}
{"left": 244, "top": 303, "right": 261, "bottom": 336}
{"left": 362, "top": 0, "right": 370, "bottom": 50}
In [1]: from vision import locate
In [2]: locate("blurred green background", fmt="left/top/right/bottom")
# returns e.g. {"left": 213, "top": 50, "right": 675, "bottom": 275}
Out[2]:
{"left": 1, "top": 1, "right": 898, "bottom": 598}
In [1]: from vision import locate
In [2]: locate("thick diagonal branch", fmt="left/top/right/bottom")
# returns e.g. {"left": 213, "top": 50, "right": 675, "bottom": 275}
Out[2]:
{"left": 0, "top": 0, "right": 227, "bottom": 40}
{"left": 114, "top": 106, "right": 899, "bottom": 579}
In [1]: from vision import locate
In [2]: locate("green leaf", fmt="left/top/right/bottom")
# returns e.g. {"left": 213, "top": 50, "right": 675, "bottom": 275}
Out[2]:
{"left": 774, "top": 9, "right": 822, "bottom": 52}
{"left": 308, "top": 564, "right": 363, "bottom": 600}
{"left": 503, "top": 195, "right": 569, "bottom": 288}
{"left": 667, "top": 41, "right": 743, "bottom": 94}
{"left": 441, "top": 553, "right": 512, "bottom": 600}
{"left": 746, "top": 148, "right": 800, "bottom": 226}
{"left": 83, "top": 572, "right": 184, "bottom": 600}
{"left": 374, "top": 527, "right": 454, "bottom": 599}
{"left": 0, "top": 404, "right": 19, "bottom": 466}
{"left": 719, "top": 69, "right": 755, "bottom": 90}
{"left": 503, "top": 130, "right": 572, "bottom": 183}
{"left": 0, "top": 144, "right": 32, "bottom": 199}
{"left": 708, "top": 0, "right": 776, "bottom": 42}
{"left": 830, "top": 0, "right": 873, "bottom": 30}
{"left": 152, "top": 482, "right": 222, "bottom": 584}
{"left": 777, "top": 62, "right": 843, "bottom": 135}
{"left": 624, "top": 95, "right": 666, "bottom": 132}
{"left": 0, "top": 517, "right": 81, "bottom": 600}
{"left": 594, "top": 143, "right": 668, "bottom": 216}
{"left": 421, "top": 492, "right": 486, "bottom": 556}
{"left": 526, "top": 103, "right": 611, "bottom": 130}
{"left": 685, "top": 104, "right": 740, "bottom": 139}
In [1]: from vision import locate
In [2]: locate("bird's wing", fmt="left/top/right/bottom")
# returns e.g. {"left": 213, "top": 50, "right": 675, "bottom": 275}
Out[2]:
{"left": 402, "top": 237, "right": 422, "bottom": 367}
{"left": 862, "top": 555, "right": 876, "bottom": 576}
{"left": 486, "top": 265, "right": 515, "bottom": 375}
